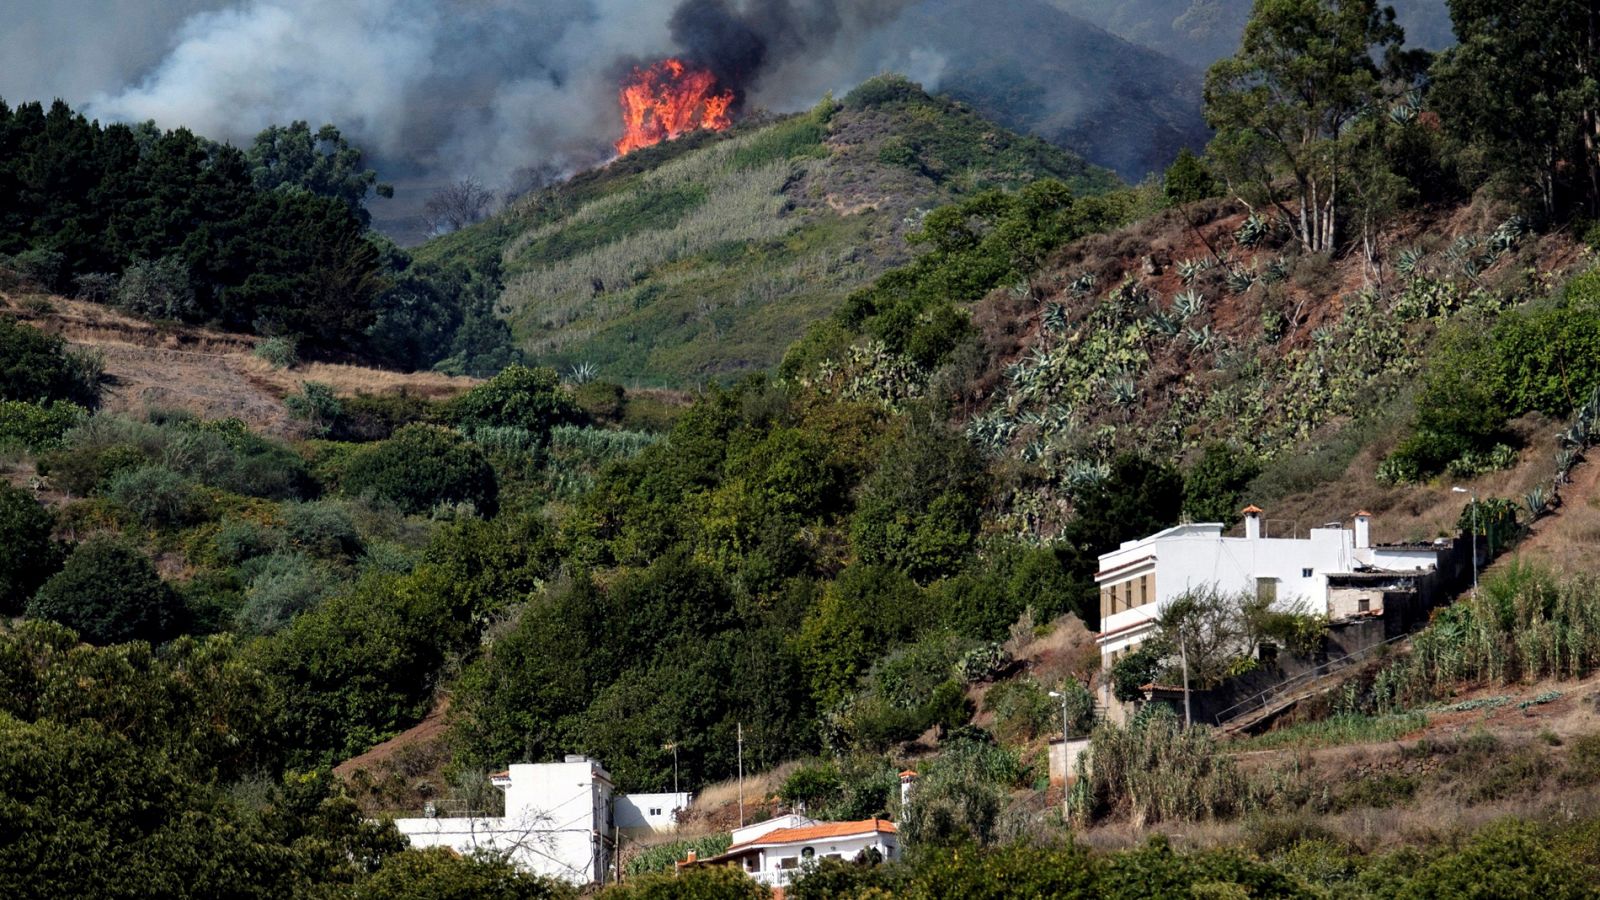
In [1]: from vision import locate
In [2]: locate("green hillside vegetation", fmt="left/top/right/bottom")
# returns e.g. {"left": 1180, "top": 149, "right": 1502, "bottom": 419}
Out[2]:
{"left": 417, "top": 77, "right": 1116, "bottom": 386}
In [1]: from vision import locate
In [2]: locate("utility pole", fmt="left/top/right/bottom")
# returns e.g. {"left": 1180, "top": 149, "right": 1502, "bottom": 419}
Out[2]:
{"left": 1048, "top": 688, "right": 1072, "bottom": 821}
{"left": 736, "top": 722, "right": 745, "bottom": 828}
{"left": 1179, "top": 630, "right": 1192, "bottom": 727}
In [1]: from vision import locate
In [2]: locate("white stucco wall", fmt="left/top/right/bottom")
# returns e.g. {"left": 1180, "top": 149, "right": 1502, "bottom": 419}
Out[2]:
{"left": 393, "top": 759, "right": 613, "bottom": 885}
{"left": 614, "top": 792, "right": 691, "bottom": 834}
{"left": 730, "top": 814, "right": 815, "bottom": 846}
{"left": 1095, "top": 518, "right": 1443, "bottom": 664}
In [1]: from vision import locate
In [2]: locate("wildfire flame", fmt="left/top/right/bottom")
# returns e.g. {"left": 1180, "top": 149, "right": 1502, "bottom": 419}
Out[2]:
{"left": 615, "top": 58, "right": 735, "bottom": 156}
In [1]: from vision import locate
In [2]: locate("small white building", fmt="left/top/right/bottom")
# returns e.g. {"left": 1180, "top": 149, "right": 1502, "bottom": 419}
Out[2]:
{"left": 613, "top": 791, "right": 692, "bottom": 836}
{"left": 679, "top": 818, "right": 899, "bottom": 887}
{"left": 392, "top": 757, "right": 614, "bottom": 885}
{"left": 1096, "top": 507, "right": 1443, "bottom": 680}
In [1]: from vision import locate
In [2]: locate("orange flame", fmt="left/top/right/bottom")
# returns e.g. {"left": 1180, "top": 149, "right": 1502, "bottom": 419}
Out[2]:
{"left": 615, "top": 58, "right": 735, "bottom": 155}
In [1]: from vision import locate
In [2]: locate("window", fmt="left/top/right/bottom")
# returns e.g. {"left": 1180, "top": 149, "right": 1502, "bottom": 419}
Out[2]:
{"left": 779, "top": 857, "right": 799, "bottom": 870}
{"left": 745, "top": 858, "right": 759, "bottom": 872}
{"left": 648, "top": 808, "right": 662, "bottom": 816}
{"left": 1302, "top": 568, "right": 1314, "bottom": 578}
{"left": 801, "top": 847, "right": 816, "bottom": 859}
{"left": 1256, "top": 577, "right": 1277, "bottom": 603}
{"left": 1139, "top": 575, "right": 1149, "bottom": 606}
{"left": 1358, "top": 597, "right": 1370, "bottom": 613}
{"left": 1123, "top": 580, "right": 1132, "bottom": 609}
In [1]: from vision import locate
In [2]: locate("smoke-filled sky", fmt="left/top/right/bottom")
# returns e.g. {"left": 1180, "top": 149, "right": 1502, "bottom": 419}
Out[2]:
{"left": 0, "top": 0, "right": 1451, "bottom": 239}
{"left": 2, "top": 1, "right": 930, "bottom": 183}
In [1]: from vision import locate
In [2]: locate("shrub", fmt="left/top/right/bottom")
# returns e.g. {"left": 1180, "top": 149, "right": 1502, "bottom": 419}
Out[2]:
{"left": 342, "top": 424, "right": 498, "bottom": 516}
{"left": 779, "top": 760, "right": 843, "bottom": 809}
{"left": 115, "top": 256, "right": 196, "bottom": 320}
{"left": 332, "top": 391, "right": 437, "bottom": 442}
{"left": 214, "top": 518, "right": 280, "bottom": 566}
{"left": 253, "top": 336, "right": 300, "bottom": 369}
{"left": 0, "top": 484, "right": 60, "bottom": 614}
{"left": 235, "top": 552, "right": 337, "bottom": 634}
{"left": 282, "top": 500, "right": 363, "bottom": 559}
{"left": 1183, "top": 443, "right": 1261, "bottom": 524}
{"left": 983, "top": 679, "right": 1057, "bottom": 744}
{"left": 102, "top": 465, "right": 208, "bottom": 528}
{"left": 27, "top": 538, "right": 181, "bottom": 645}
{"left": 0, "top": 317, "right": 100, "bottom": 407}
{"left": 352, "top": 847, "right": 573, "bottom": 900}
{"left": 0, "top": 399, "right": 87, "bottom": 451}
{"left": 285, "top": 382, "right": 342, "bottom": 437}
{"left": 602, "top": 866, "right": 770, "bottom": 900}
{"left": 448, "top": 364, "right": 580, "bottom": 439}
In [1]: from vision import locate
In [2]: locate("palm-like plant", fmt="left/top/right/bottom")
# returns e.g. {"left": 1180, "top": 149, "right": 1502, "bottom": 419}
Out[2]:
{"left": 569, "top": 361, "right": 599, "bottom": 384}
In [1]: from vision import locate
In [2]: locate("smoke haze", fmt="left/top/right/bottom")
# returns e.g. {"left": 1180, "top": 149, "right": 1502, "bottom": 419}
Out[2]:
{"left": 2, "top": 0, "right": 1461, "bottom": 239}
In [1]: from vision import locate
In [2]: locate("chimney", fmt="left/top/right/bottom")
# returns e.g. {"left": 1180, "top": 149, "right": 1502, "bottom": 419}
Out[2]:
{"left": 1354, "top": 511, "right": 1372, "bottom": 549}
{"left": 899, "top": 770, "right": 918, "bottom": 811}
{"left": 1242, "top": 505, "right": 1263, "bottom": 540}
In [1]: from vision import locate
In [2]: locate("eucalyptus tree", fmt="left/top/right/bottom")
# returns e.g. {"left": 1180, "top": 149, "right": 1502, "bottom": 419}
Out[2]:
{"left": 1203, "top": 0, "right": 1407, "bottom": 254}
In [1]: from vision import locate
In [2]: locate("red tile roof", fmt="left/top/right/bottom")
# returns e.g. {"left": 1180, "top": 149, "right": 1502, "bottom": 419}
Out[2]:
{"left": 729, "top": 818, "right": 897, "bottom": 851}
{"left": 1242, "top": 504, "right": 1264, "bottom": 514}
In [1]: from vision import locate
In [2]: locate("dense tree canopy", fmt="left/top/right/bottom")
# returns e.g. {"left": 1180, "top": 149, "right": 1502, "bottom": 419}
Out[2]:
{"left": 27, "top": 538, "right": 182, "bottom": 645}
{"left": 1204, "top": 0, "right": 1407, "bottom": 252}
{"left": 1433, "top": 0, "right": 1600, "bottom": 219}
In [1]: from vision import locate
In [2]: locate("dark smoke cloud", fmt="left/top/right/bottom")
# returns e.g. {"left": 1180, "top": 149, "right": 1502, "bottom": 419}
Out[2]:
{"left": 668, "top": 0, "right": 913, "bottom": 100}
{"left": 0, "top": 0, "right": 1229, "bottom": 238}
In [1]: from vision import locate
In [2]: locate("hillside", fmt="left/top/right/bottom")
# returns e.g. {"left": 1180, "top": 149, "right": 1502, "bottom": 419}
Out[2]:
{"left": 947, "top": 200, "right": 1586, "bottom": 539}
{"left": 1051, "top": 0, "right": 1458, "bottom": 68}
{"left": 0, "top": 293, "right": 477, "bottom": 436}
{"left": 417, "top": 78, "right": 1116, "bottom": 387}
{"left": 889, "top": 0, "right": 1212, "bottom": 180}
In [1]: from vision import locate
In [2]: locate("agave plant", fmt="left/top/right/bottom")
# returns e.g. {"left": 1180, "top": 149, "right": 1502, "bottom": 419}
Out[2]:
{"left": 1488, "top": 216, "right": 1528, "bottom": 256}
{"left": 1148, "top": 309, "right": 1182, "bottom": 336}
{"left": 1557, "top": 448, "right": 1579, "bottom": 481}
{"left": 1185, "top": 324, "right": 1217, "bottom": 352}
{"left": 1388, "top": 102, "right": 1418, "bottom": 126}
{"left": 569, "top": 361, "right": 599, "bottom": 384}
{"left": 1263, "top": 256, "right": 1290, "bottom": 284}
{"left": 1070, "top": 272, "right": 1097, "bottom": 297}
{"left": 1061, "top": 459, "right": 1110, "bottom": 494}
{"left": 1311, "top": 326, "right": 1334, "bottom": 345}
{"left": 1176, "top": 257, "right": 1211, "bottom": 286}
{"left": 1526, "top": 485, "right": 1549, "bottom": 518}
{"left": 1235, "top": 213, "right": 1271, "bottom": 248}
{"left": 1107, "top": 377, "right": 1139, "bottom": 407}
{"left": 1042, "top": 302, "right": 1070, "bottom": 334}
{"left": 1395, "top": 247, "right": 1424, "bottom": 278}
{"left": 1226, "top": 268, "right": 1257, "bottom": 294}
{"left": 1174, "top": 289, "right": 1206, "bottom": 320}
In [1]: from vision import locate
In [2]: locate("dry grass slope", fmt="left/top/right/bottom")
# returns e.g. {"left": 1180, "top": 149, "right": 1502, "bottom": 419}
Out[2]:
{"left": 1, "top": 293, "right": 477, "bottom": 434}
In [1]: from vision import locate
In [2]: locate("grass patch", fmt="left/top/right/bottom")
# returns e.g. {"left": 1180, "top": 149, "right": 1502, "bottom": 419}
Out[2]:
{"left": 1235, "top": 712, "right": 1428, "bottom": 752}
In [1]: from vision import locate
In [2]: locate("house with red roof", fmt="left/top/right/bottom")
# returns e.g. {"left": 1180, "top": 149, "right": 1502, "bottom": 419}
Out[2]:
{"left": 677, "top": 817, "right": 899, "bottom": 887}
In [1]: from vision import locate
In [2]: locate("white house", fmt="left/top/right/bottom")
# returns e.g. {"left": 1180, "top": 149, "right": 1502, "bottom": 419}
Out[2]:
{"left": 1095, "top": 507, "right": 1443, "bottom": 684}
{"left": 613, "top": 791, "right": 692, "bottom": 836}
{"left": 678, "top": 818, "right": 899, "bottom": 887}
{"left": 392, "top": 757, "right": 614, "bottom": 885}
